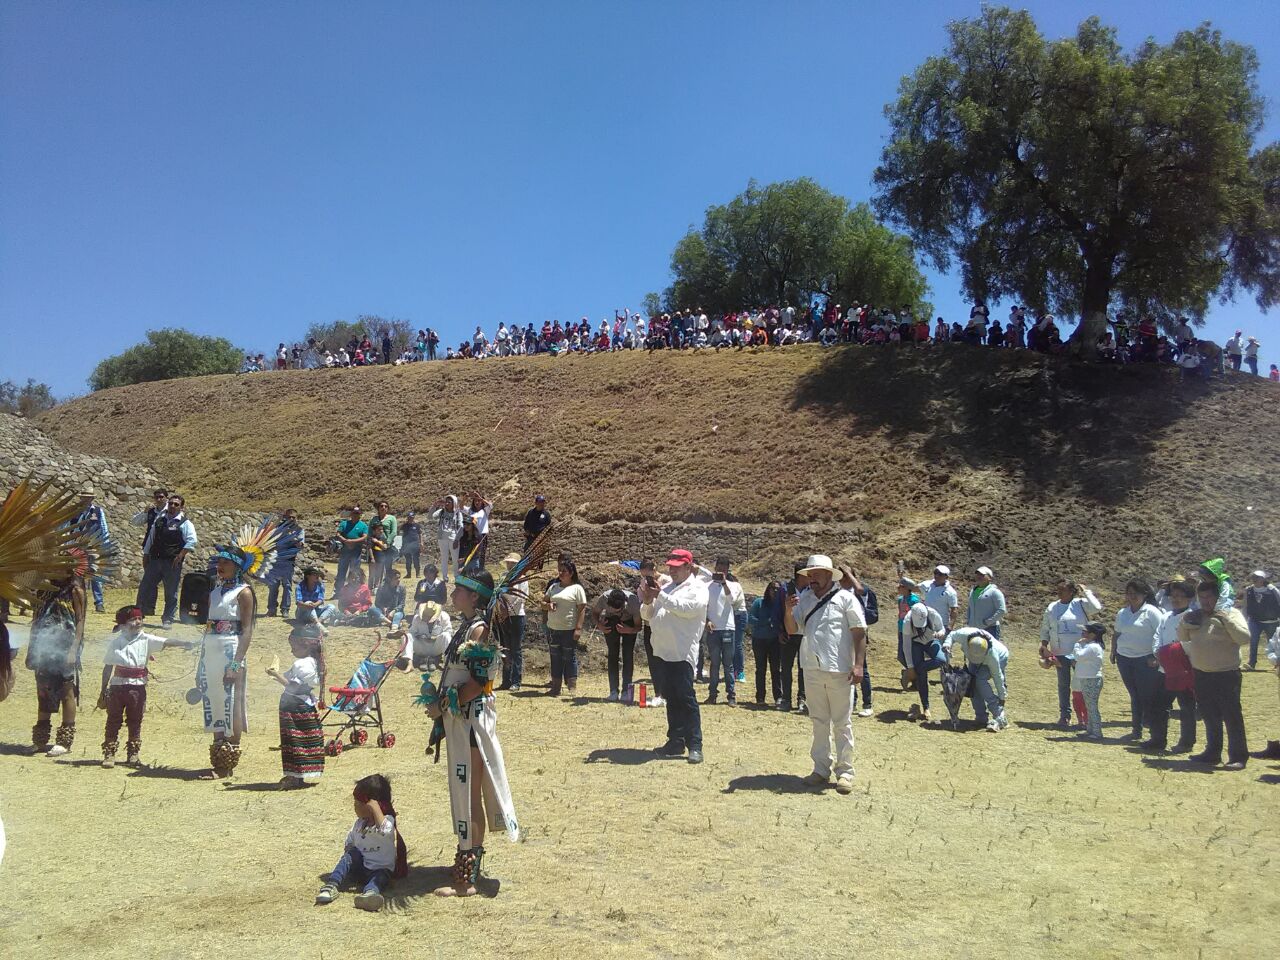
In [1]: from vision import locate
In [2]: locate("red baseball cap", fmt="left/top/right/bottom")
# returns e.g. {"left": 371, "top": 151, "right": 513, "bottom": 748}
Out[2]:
{"left": 666, "top": 549, "right": 694, "bottom": 568}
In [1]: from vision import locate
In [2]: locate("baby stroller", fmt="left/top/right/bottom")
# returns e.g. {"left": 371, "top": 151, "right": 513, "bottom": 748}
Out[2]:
{"left": 940, "top": 665, "right": 972, "bottom": 730}
{"left": 321, "top": 635, "right": 398, "bottom": 755}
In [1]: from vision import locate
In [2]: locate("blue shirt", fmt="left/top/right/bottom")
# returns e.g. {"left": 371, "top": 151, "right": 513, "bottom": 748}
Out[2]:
{"left": 296, "top": 582, "right": 325, "bottom": 604}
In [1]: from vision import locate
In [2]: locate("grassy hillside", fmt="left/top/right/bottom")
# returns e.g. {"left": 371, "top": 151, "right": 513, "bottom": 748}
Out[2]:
{"left": 38, "top": 345, "right": 1280, "bottom": 591}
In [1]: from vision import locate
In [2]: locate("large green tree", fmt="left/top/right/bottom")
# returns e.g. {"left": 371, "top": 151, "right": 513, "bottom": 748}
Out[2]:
{"left": 665, "top": 178, "right": 929, "bottom": 313}
{"left": 873, "top": 7, "right": 1279, "bottom": 345}
{"left": 89, "top": 328, "right": 243, "bottom": 390}
{"left": 305, "top": 315, "right": 414, "bottom": 357}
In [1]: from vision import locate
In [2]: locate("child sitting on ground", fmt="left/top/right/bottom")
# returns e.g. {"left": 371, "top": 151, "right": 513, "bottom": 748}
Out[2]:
{"left": 98, "top": 605, "right": 193, "bottom": 767}
{"left": 1072, "top": 623, "right": 1107, "bottom": 740}
{"left": 316, "top": 774, "right": 407, "bottom": 911}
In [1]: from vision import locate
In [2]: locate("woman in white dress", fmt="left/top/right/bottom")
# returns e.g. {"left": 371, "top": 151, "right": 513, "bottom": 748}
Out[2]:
{"left": 197, "top": 533, "right": 275, "bottom": 779}
{"left": 420, "top": 569, "right": 518, "bottom": 897}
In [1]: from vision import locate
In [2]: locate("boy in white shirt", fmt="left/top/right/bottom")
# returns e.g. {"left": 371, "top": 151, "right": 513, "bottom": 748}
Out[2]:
{"left": 98, "top": 605, "right": 193, "bottom": 767}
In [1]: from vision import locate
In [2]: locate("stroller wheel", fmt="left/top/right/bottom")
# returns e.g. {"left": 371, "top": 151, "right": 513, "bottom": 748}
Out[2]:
{"left": 351, "top": 729, "right": 369, "bottom": 746}
{"left": 378, "top": 732, "right": 396, "bottom": 748}
{"left": 325, "top": 738, "right": 343, "bottom": 757}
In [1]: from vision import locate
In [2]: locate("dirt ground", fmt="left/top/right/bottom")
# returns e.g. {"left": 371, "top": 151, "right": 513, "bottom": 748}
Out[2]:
{"left": 2, "top": 585, "right": 1277, "bottom": 960}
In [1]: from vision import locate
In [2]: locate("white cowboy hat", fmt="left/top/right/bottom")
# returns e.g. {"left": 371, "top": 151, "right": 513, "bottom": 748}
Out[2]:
{"left": 799, "top": 554, "right": 836, "bottom": 576}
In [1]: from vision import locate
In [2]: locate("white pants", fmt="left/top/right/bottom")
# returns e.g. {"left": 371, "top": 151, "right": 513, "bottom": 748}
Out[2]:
{"left": 806, "top": 669, "right": 854, "bottom": 778}
{"left": 438, "top": 539, "right": 460, "bottom": 584}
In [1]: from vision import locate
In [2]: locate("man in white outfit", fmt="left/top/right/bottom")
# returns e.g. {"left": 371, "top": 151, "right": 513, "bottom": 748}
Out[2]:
{"left": 783, "top": 555, "right": 867, "bottom": 794}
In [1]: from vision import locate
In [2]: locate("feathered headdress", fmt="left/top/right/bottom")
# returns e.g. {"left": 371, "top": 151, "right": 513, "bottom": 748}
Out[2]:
{"left": 463, "top": 521, "right": 558, "bottom": 627}
{"left": 0, "top": 478, "right": 84, "bottom": 607}
{"left": 68, "top": 515, "right": 122, "bottom": 586}
{"left": 212, "top": 519, "right": 283, "bottom": 581}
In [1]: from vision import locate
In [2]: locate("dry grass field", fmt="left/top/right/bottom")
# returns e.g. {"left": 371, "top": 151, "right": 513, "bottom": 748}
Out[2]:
{"left": 37, "top": 346, "right": 1280, "bottom": 596}
{"left": 2, "top": 583, "right": 1277, "bottom": 960}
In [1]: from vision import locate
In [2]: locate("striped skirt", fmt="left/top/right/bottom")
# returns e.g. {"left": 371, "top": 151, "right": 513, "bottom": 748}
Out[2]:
{"left": 279, "top": 699, "right": 324, "bottom": 782}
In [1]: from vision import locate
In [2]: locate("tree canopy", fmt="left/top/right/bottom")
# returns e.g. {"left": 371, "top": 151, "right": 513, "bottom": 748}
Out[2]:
{"left": 88, "top": 328, "right": 243, "bottom": 391}
{"left": 664, "top": 178, "right": 929, "bottom": 314}
{"left": 873, "top": 6, "right": 1279, "bottom": 342}
{"left": 304, "top": 315, "right": 414, "bottom": 357}
{"left": 0, "top": 379, "right": 56, "bottom": 416}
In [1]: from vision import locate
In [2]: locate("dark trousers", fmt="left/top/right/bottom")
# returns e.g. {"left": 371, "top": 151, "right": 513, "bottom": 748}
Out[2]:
{"left": 547, "top": 628, "right": 578, "bottom": 686}
{"left": 329, "top": 846, "right": 391, "bottom": 895}
{"left": 1115, "top": 654, "right": 1161, "bottom": 735}
{"left": 500, "top": 615, "right": 525, "bottom": 687}
{"left": 1194, "top": 669, "right": 1247, "bottom": 763}
{"left": 402, "top": 545, "right": 421, "bottom": 578}
{"left": 650, "top": 658, "right": 701, "bottom": 751}
{"left": 136, "top": 554, "right": 182, "bottom": 622}
{"left": 752, "top": 635, "right": 781, "bottom": 702}
{"left": 104, "top": 685, "right": 147, "bottom": 742}
{"left": 1248, "top": 619, "right": 1278, "bottom": 667}
{"left": 779, "top": 635, "right": 806, "bottom": 704}
{"left": 604, "top": 630, "right": 635, "bottom": 694}
{"left": 1149, "top": 686, "right": 1196, "bottom": 749}
{"left": 642, "top": 625, "right": 663, "bottom": 698}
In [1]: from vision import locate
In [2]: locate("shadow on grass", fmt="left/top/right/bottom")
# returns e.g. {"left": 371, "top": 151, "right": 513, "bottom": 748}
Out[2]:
{"left": 722, "top": 773, "right": 820, "bottom": 795}
{"left": 383, "top": 864, "right": 503, "bottom": 908}
{"left": 874, "top": 709, "right": 914, "bottom": 724}
{"left": 1258, "top": 773, "right": 1280, "bottom": 785}
{"left": 1015, "top": 720, "right": 1130, "bottom": 732}
{"left": 0, "top": 743, "right": 36, "bottom": 756}
{"left": 584, "top": 747, "right": 674, "bottom": 766}
{"left": 567, "top": 696, "right": 609, "bottom": 707}
{"left": 791, "top": 346, "right": 1190, "bottom": 503}
{"left": 1140, "top": 757, "right": 1217, "bottom": 775}
{"left": 126, "top": 764, "right": 209, "bottom": 782}
{"left": 224, "top": 780, "right": 304, "bottom": 792}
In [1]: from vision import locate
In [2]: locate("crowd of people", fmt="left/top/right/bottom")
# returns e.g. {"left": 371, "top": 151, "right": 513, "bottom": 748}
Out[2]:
{"left": 4, "top": 477, "right": 1278, "bottom": 910}
{"left": 234, "top": 305, "right": 1275, "bottom": 377}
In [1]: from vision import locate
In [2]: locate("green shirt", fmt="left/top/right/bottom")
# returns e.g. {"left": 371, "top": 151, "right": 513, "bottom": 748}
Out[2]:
{"left": 377, "top": 513, "right": 398, "bottom": 543}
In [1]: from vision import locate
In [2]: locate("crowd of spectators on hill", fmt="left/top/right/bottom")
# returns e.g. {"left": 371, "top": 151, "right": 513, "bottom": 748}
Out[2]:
{"left": 236, "top": 302, "right": 1273, "bottom": 379}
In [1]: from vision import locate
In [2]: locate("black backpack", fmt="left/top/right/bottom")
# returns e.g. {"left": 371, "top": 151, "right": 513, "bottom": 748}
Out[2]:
{"left": 860, "top": 587, "right": 880, "bottom": 625}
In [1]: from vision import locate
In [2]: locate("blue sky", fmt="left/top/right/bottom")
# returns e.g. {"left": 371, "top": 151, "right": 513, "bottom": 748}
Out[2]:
{"left": 2, "top": 0, "right": 1276, "bottom": 396}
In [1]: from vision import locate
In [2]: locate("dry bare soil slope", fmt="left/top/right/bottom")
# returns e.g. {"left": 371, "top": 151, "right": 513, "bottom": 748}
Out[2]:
{"left": 40, "top": 345, "right": 1280, "bottom": 591}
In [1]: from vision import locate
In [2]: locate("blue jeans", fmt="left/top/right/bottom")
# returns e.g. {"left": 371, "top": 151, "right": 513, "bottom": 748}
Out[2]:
{"left": 500, "top": 615, "right": 525, "bottom": 687}
{"left": 1248, "top": 619, "right": 1277, "bottom": 667}
{"left": 969, "top": 649, "right": 1009, "bottom": 724}
{"left": 369, "top": 607, "right": 404, "bottom": 629}
{"left": 1054, "top": 658, "right": 1075, "bottom": 719}
{"left": 547, "top": 628, "right": 578, "bottom": 687}
{"left": 1115, "top": 653, "right": 1160, "bottom": 736}
{"left": 650, "top": 657, "right": 702, "bottom": 750}
{"left": 90, "top": 577, "right": 104, "bottom": 608}
{"left": 909, "top": 641, "right": 946, "bottom": 709}
{"left": 708, "top": 629, "right": 735, "bottom": 699}
{"left": 334, "top": 550, "right": 362, "bottom": 594}
{"left": 136, "top": 554, "right": 182, "bottom": 622}
{"left": 733, "top": 618, "right": 746, "bottom": 678}
{"left": 267, "top": 567, "right": 295, "bottom": 615}
{"left": 329, "top": 846, "right": 391, "bottom": 896}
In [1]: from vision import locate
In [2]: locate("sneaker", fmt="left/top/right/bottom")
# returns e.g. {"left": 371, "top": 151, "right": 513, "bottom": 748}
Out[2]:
{"left": 101, "top": 755, "right": 115, "bottom": 769}
{"left": 509, "top": 684, "right": 522, "bottom": 692}
{"left": 985, "top": 720, "right": 1000, "bottom": 733}
{"left": 777, "top": 699, "right": 791, "bottom": 712}
{"left": 1222, "top": 760, "right": 1247, "bottom": 771}
{"left": 802, "top": 771, "right": 829, "bottom": 786}
{"left": 686, "top": 749, "right": 704, "bottom": 764}
{"left": 1169, "top": 741, "right": 1195, "bottom": 755}
{"left": 922, "top": 709, "right": 933, "bottom": 724}
{"left": 315, "top": 884, "right": 338, "bottom": 905}
{"left": 1057, "top": 715, "right": 1071, "bottom": 728}
{"left": 94, "top": 604, "right": 106, "bottom": 614}
{"left": 796, "top": 701, "right": 808, "bottom": 715}
{"left": 996, "top": 714, "right": 1009, "bottom": 731}
{"left": 650, "top": 696, "right": 665, "bottom": 707}
{"left": 606, "top": 691, "right": 620, "bottom": 703}
{"left": 726, "top": 697, "right": 737, "bottom": 707}
{"left": 704, "top": 693, "right": 718, "bottom": 705}
{"left": 47, "top": 745, "right": 69, "bottom": 757}
{"left": 736, "top": 671, "right": 746, "bottom": 683}
{"left": 655, "top": 740, "right": 685, "bottom": 756}
{"left": 858, "top": 707, "right": 874, "bottom": 718}
{"left": 354, "top": 890, "right": 385, "bottom": 911}
{"left": 835, "top": 775, "right": 855, "bottom": 795}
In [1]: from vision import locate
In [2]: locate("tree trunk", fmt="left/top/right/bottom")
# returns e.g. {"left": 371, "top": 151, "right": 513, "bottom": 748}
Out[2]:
{"left": 1069, "top": 260, "right": 1113, "bottom": 358}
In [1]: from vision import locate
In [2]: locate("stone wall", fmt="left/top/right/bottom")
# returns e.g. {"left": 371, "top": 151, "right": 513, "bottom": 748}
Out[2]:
{"left": 0, "top": 414, "right": 321, "bottom": 582}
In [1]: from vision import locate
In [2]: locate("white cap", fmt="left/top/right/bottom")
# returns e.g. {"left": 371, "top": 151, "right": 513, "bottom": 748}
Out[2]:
{"left": 934, "top": 565, "right": 951, "bottom": 576}
{"left": 908, "top": 602, "right": 931, "bottom": 628}
{"left": 1253, "top": 570, "right": 1269, "bottom": 579}
{"left": 976, "top": 566, "right": 994, "bottom": 578}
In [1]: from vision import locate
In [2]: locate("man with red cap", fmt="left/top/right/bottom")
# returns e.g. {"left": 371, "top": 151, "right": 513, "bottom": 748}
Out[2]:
{"left": 639, "top": 549, "right": 710, "bottom": 763}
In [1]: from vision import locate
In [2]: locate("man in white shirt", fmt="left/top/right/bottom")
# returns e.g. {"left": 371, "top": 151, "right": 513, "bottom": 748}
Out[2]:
{"left": 1224, "top": 329, "right": 1244, "bottom": 370}
{"left": 703, "top": 559, "right": 741, "bottom": 706}
{"left": 923, "top": 565, "right": 959, "bottom": 630}
{"left": 783, "top": 555, "right": 867, "bottom": 794}
{"left": 640, "top": 549, "right": 710, "bottom": 764}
